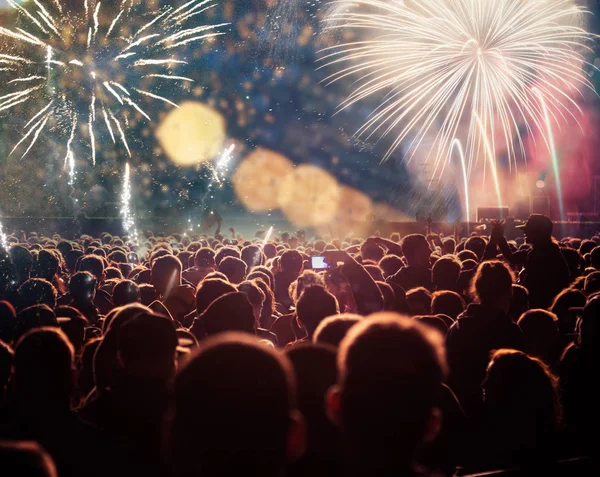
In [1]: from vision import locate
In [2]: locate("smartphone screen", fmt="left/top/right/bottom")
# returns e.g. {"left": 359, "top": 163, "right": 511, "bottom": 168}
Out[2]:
{"left": 311, "top": 256, "right": 329, "bottom": 270}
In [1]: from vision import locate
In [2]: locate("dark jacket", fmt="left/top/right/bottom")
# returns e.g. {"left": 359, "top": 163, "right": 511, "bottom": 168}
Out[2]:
{"left": 496, "top": 240, "right": 571, "bottom": 308}
{"left": 446, "top": 304, "right": 524, "bottom": 415}
{"left": 387, "top": 265, "right": 433, "bottom": 292}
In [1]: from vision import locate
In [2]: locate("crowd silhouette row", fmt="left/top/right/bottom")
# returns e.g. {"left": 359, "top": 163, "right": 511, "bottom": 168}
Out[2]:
{"left": 0, "top": 214, "right": 598, "bottom": 476}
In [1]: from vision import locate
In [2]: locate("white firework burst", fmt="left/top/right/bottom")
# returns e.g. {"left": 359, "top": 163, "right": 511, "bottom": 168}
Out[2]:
{"left": 0, "top": 0, "right": 228, "bottom": 176}
{"left": 320, "top": 0, "right": 596, "bottom": 179}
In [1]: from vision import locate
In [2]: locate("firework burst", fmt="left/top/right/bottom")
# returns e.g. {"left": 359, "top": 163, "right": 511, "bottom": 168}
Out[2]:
{"left": 0, "top": 0, "right": 228, "bottom": 177}
{"left": 320, "top": 0, "right": 596, "bottom": 180}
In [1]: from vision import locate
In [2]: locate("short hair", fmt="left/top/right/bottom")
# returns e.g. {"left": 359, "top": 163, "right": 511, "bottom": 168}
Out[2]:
{"left": 401, "top": 235, "right": 430, "bottom": 264}
{"left": 9, "top": 245, "right": 33, "bottom": 273}
{"left": 117, "top": 312, "right": 178, "bottom": 379}
{"left": 218, "top": 256, "right": 248, "bottom": 284}
{"left": 379, "top": 255, "right": 404, "bottom": 278}
{"left": 199, "top": 292, "right": 255, "bottom": 337}
{"left": 151, "top": 255, "right": 183, "bottom": 295}
{"left": 78, "top": 255, "right": 105, "bottom": 281}
{"left": 36, "top": 250, "right": 59, "bottom": 280}
{"left": 14, "top": 327, "right": 74, "bottom": 399}
{"left": 471, "top": 261, "right": 514, "bottom": 304}
{"left": 167, "top": 333, "right": 295, "bottom": 477}
{"left": 241, "top": 245, "right": 265, "bottom": 269}
{"left": 194, "top": 248, "right": 216, "bottom": 268}
{"left": 517, "top": 310, "right": 558, "bottom": 351}
{"left": 280, "top": 250, "right": 304, "bottom": 275}
{"left": 465, "top": 236, "right": 486, "bottom": 260}
{"left": 338, "top": 314, "right": 446, "bottom": 454}
{"left": 195, "top": 278, "right": 237, "bottom": 316}
{"left": 432, "top": 256, "right": 461, "bottom": 290}
{"left": 18, "top": 278, "right": 58, "bottom": 309}
{"left": 313, "top": 314, "right": 362, "bottom": 348}
{"left": 406, "top": 287, "right": 432, "bottom": 315}
{"left": 69, "top": 271, "right": 96, "bottom": 303}
{"left": 215, "top": 246, "right": 241, "bottom": 266}
{"left": 296, "top": 285, "right": 340, "bottom": 335}
{"left": 13, "top": 305, "right": 58, "bottom": 344}
{"left": 112, "top": 279, "right": 141, "bottom": 307}
{"left": 107, "top": 250, "right": 128, "bottom": 264}
{"left": 431, "top": 291, "right": 465, "bottom": 320}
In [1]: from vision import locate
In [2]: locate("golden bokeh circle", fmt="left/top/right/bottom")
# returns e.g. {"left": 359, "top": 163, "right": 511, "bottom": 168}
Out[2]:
{"left": 278, "top": 165, "right": 340, "bottom": 227}
{"left": 232, "top": 148, "right": 295, "bottom": 212}
{"left": 155, "top": 101, "right": 226, "bottom": 167}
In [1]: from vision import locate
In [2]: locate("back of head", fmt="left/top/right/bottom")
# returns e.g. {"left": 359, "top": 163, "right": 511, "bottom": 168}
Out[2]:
{"left": 296, "top": 285, "right": 339, "bottom": 336}
{"left": 313, "top": 314, "right": 362, "bottom": 348}
{"left": 9, "top": 245, "right": 33, "bottom": 276}
{"left": 195, "top": 278, "right": 237, "bottom": 316}
{"left": 14, "top": 305, "right": 58, "bottom": 344}
{"left": 36, "top": 250, "right": 59, "bottom": 280}
{"left": 483, "top": 350, "right": 560, "bottom": 431}
{"left": 78, "top": 255, "right": 105, "bottom": 282}
{"left": 0, "top": 441, "right": 57, "bottom": 477}
{"left": 465, "top": 236, "right": 486, "bottom": 261}
{"left": 401, "top": 235, "right": 430, "bottom": 266}
{"left": 200, "top": 292, "right": 255, "bottom": 337}
{"left": 471, "top": 260, "right": 514, "bottom": 308}
{"left": 361, "top": 241, "right": 385, "bottom": 262}
{"left": 112, "top": 279, "right": 141, "bottom": 307}
{"left": 151, "top": 254, "right": 182, "bottom": 296}
{"left": 18, "top": 278, "right": 57, "bottom": 310}
{"left": 584, "top": 271, "right": 600, "bottom": 295}
{"left": 432, "top": 256, "right": 461, "bottom": 290}
{"left": 117, "top": 312, "right": 177, "bottom": 380}
{"left": 194, "top": 247, "right": 216, "bottom": 269}
{"left": 379, "top": 255, "right": 404, "bottom": 279}
{"left": 218, "top": 256, "right": 248, "bottom": 285}
{"left": 69, "top": 271, "right": 96, "bottom": 303}
{"left": 431, "top": 290, "right": 465, "bottom": 320}
{"left": 215, "top": 246, "right": 241, "bottom": 266}
{"left": 241, "top": 245, "right": 264, "bottom": 269}
{"left": 55, "top": 306, "right": 88, "bottom": 354}
{"left": 281, "top": 250, "right": 304, "bottom": 276}
{"left": 517, "top": 310, "right": 558, "bottom": 359}
{"left": 406, "top": 287, "right": 432, "bottom": 316}
{"left": 167, "top": 333, "right": 295, "bottom": 477}
{"left": 336, "top": 313, "right": 446, "bottom": 466}
{"left": 14, "top": 328, "right": 74, "bottom": 405}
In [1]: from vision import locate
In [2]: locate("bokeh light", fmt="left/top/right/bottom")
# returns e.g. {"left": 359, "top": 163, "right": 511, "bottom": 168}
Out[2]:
{"left": 278, "top": 164, "right": 340, "bottom": 227}
{"left": 155, "top": 102, "right": 226, "bottom": 167}
{"left": 232, "top": 147, "right": 294, "bottom": 212}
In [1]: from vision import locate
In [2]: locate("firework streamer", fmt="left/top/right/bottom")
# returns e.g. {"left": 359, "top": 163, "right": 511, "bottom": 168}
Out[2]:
{"left": 120, "top": 163, "right": 138, "bottom": 245}
{"left": 321, "top": 0, "right": 595, "bottom": 182}
{"left": 0, "top": 0, "right": 228, "bottom": 181}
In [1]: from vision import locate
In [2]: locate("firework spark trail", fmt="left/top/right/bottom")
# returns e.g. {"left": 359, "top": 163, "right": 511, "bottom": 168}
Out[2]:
{"left": 536, "top": 89, "right": 566, "bottom": 222}
{"left": 261, "top": 226, "right": 274, "bottom": 249}
{"left": 448, "top": 139, "right": 470, "bottom": 223}
{"left": 321, "top": 0, "right": 595, "bottom": 182}
{"left": 474, "top": 112, "right": 504, "bottom": 214}
{"left": 0, "top": 0, "right": 228, "bottom": 180}
{"left": 121, "top": 163, "right": 138, "bottom": 245}
{"left": 0, "top": 219, "right": 7, "bottom": 250}
{"left": 65, "top": 115, "right": 78, "bottom": 186}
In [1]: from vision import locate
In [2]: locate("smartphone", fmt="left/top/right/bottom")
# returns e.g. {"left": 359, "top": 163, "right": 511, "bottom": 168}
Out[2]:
{"left": 311, "top": 256, "right": 330, "bottom": 270}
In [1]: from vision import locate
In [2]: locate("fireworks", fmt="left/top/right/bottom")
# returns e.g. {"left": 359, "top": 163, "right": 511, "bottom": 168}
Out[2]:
{"left": 120, "top": 163, "right": 138, "bottom": 245}
{"left": 0, "top": 219, "right": 7, "bottom": 250}
{"left": 0, "top": 0, "right": 228, "bottom": 177}
{"left": 321, "top": 0, "right": 595, "bottom": 180}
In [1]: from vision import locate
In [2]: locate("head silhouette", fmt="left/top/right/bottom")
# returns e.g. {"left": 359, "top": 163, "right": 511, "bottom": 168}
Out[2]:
{"left": 329, "top": 313, "right": 446, "bottom": 474}
{"left": 165, "top": 333, "right": 304, "bottom": 477}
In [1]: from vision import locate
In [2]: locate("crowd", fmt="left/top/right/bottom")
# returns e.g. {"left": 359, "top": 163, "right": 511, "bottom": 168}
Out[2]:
{"left": 0, "top": 213, "right": 598, "bottom": 477}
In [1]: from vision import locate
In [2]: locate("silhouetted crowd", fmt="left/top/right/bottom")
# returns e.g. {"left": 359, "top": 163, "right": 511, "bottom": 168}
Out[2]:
{"left": 0, "top": 214, "right": 598, "bottom": 477}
